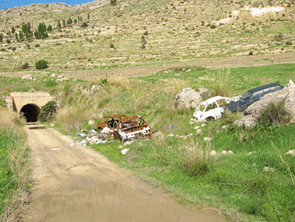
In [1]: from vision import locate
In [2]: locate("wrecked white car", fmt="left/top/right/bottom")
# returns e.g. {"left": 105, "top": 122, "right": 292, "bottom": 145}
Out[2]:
{"left": 193, "top": 96, "right": 238, "bottom": 121}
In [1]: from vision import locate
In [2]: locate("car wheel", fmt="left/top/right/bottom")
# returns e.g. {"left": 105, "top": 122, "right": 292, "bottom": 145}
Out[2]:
{"left": 206, "top": 117, "right": 214, "bottom": 121}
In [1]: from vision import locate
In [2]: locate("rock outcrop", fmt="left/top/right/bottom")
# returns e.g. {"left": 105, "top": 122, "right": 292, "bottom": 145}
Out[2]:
{"left": 234, "top": 80, "right": 295, "bottom": 128}
{"left": 173, "top": 88, "right": 213, "bottom": 110}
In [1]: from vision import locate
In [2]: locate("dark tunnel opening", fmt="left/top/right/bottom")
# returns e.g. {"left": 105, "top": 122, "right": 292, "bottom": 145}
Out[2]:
{"left": 20, "top": 104, "right": 40, "bottom": 122}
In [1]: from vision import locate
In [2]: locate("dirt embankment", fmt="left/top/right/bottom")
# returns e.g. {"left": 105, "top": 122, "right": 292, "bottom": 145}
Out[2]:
{"left": 22, "top": 125, "right": 226, "bottom": 222}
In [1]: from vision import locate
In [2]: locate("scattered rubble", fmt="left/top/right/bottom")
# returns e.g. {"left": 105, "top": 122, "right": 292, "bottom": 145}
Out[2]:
{"left": 204, "top": 137, "right": 212, "bottom": 142}
{"left": 72, "top": 128, "right": 109, "bottom": 146}
{"left": 88, "top": 120, "right": 95, "bottom": 125}
{"left": 263, "top": 167, "right": 275, "bottom": 173}
{"left": 210, "top": 150, "right": 217, "bottom": 156}
{"left": 196, "top": 129, "right": 202, "bottom": 134}
{"left": 121, "top": 148, "right": 129, "bottom": 155}
{"left": 286, "top": 150, "right": 295, "bottom": 156}
{"left": 210, "top": 150, "right": 234, "bottom": 156}
{"left": 22, "top": 74, "right": 32, "bottom": 79}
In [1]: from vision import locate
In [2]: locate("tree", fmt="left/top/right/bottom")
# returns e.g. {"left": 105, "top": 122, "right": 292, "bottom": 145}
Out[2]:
{"left": 57, "top": 20, "right": 62, "bottom": 29}
{"left": 19, "top": 31, "right": 24, "bottom": 41}
{"left": 12, "top": 26, "right": 15, "bottom": 34}
{"left": 0, "top": 34, "right": 3, "bottom": 43}
{"left": 62, "top": 20, "right": 66, "bottom": 28}
{"left": 39, "top": 101, "right": 57, "bottom": 122}
{"left": 88, "top": 14, "right": 90, "bottom": 19}
{"left": 47, "top": 25, "right": 52, "bottom": 32}
{"left": 67, "top": 17, "right": 72, "bottom": 25}
{"left": 34, "top": 23, "right": 48, "bottom": 39}
{"left": 15, "top": 33, "right": 19, "bottom": 42}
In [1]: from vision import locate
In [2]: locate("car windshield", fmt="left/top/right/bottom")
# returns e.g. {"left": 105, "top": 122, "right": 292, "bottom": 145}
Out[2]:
{"left": 242, "top": 92, "right": 252, "bottom": 99}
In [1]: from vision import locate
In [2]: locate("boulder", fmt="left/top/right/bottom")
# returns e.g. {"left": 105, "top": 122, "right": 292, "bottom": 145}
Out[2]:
{"left": 90, "top": 85, "right": 102, "bottom": 95}
{"left": 173, "top": 88, "right": 213, "bottom": 110}
{"left": 234, "top": 81, "right": 295, "bottom": 128}
{"left": 88, "top": 120, "right": 95, "bottom": 125}
{"left": 233, "top": 115, "right": 258, "bottom": 128}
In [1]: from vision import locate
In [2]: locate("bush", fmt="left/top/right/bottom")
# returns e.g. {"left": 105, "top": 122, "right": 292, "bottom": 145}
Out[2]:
{"left": 39, "top": 101, "right": 57, "bottom": 122}
{"left": 12, "top": 47, "right": 16, "bottom": 51}
{"left": 22, "top": 62, "right": 29, "bottom": 69}
{"left": 35, "top": 59, "right": 48, "bottom": 69}
{"left": 34, "top": 44, "right": 40, "bottom": 48}
{"left": 81, "top": 22, "right": 88, "bottom": 28}
{"left": 180, "top": 142, "right": 216, "bottom": 177}
{"left": 6, "top": 39, "right": 11, "bottom": 44}
{"left": 258, "top": 103, "right": 292, "bottom": 129}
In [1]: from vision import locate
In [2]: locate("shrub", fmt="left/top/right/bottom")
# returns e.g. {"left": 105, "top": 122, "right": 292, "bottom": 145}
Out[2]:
{"left": 222, "top": 109, "right": 243, "bottom": 125}
{"left": 110, "top": 43, "right": 115, "bottom": 48}
{"left": 12, "top": 47, "right": 16, "bottom": 51}
{"left": 22, "top": 62, "right": 29, "bottom": 69}
{"left": 39, "top": 101, "right": 57, "bottom": 122}
{"left": 81, "top": 22, "right": 88, "bottom": 28}
{"left": 6, "top": 39, "right": 11, "bottom": 44}
{"left": 285, "top": 41, "right": 293, "bottom": 45}
{"left": 47, "top": 25, "right": 52, "bottom": 32}
{"left": 35, "top": 59, "right": 48, "bottom": 69}
{"left": 56, "top": 106, "right": 88, "bottom": 133}
{"left": 180, "top": 141, "right": 216, "bottom": 177}
{"left": 257, "top": 103, "right": 292, "bottom": 129}
{"left": 249, "top": 51, "right": 253, "bottom": 55}
{"left": 35, "top": 44, "right": 40, "bottom": 48}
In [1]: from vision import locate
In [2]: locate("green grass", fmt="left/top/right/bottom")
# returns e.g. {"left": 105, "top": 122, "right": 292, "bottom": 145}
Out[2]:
{"left": 136, "top": 63, "right": 295, "bottom": 96}
{"left": 0, "top": 125, "right": 30, "bottom": 218}
{"left": 92, "top": 119, "right": 295, "bottom": 221}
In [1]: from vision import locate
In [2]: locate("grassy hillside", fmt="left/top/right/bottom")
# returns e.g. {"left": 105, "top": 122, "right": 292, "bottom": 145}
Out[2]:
{"left": 0, "top": 0, "right": 294, "bottom": 72}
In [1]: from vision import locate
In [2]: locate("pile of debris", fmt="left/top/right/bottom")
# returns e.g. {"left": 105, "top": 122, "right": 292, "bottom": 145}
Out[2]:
{"left": 73, "top": 115, "right": 152, "bottom": 145}
{"left": 70, "top": 128, "right": 110, "bottom": 146}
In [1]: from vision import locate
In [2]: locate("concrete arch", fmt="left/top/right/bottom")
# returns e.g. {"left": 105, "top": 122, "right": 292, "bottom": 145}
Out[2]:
{"left": 20, "top": 104, "right": 41, "bottom": 122}
{"left": 7, "top": 92, "right": 54, "bottom": 122}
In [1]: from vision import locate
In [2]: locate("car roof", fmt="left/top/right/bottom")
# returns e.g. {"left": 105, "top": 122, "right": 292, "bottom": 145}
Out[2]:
{"left": 247, "top": 83, "right": 283, "bottom": 94}
{"left": 101, "top": 115, "right": 126, "bottom": 119}
{"left": 200, "top": 96, "right": 228, "bottom": 105}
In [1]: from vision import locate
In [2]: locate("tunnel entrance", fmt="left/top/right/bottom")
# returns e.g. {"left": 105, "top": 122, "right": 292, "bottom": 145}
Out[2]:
{"left": 20, "top": 104, "right": 40, "bottom": 122}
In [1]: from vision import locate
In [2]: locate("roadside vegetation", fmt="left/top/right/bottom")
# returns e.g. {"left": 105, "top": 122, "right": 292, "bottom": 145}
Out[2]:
{"left": 0, "top": 109, "right": 30, "bottom": 221}
{"left": 49, "top": 63, "right": 295, "bottom": 221}
{"left": 1, "top": 63, "right": 295, "bottom": 221}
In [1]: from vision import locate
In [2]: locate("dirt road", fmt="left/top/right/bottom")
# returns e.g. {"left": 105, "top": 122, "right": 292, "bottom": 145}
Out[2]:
{"left": 22, "top": 125, "right": 226, "bottom": 222}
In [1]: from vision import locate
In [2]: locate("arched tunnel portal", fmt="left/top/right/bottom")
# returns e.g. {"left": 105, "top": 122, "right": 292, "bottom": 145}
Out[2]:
{"left": 20, "top": 104, "right": 41, "bottom": 122}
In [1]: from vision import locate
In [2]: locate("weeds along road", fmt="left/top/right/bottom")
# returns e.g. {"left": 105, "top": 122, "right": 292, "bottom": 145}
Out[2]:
{"left": 22, "top": 125, "right": 226, "bottom": 222}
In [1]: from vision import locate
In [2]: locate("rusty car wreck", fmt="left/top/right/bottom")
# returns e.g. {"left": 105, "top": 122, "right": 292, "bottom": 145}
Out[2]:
{"left": 113, "top": 115, "right": 152, "bottom": 142}
{"left": 97, "top": 115, "right": 127, "bottom": 130}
